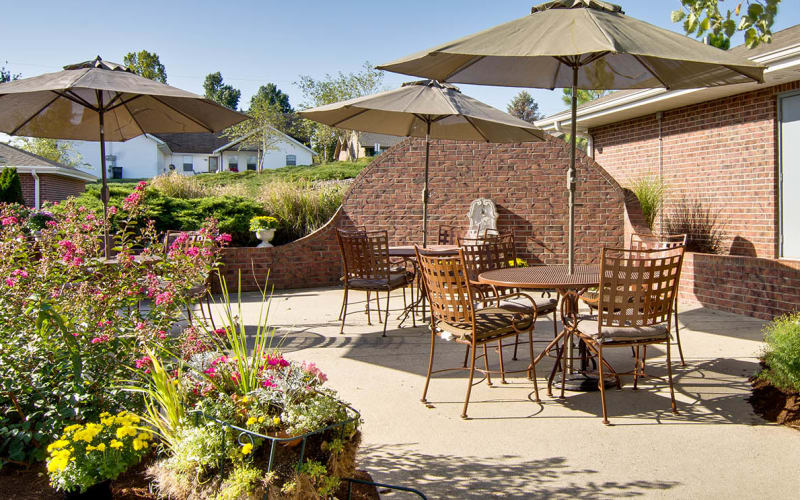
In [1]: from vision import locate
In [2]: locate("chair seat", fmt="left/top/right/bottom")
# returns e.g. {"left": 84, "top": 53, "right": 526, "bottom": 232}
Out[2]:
{"left": 497, "top": 296, "right": 557, "bottom": 315}
{"left": 347, "top": 272, "right": 409, "bottom": 290}
{"left": 576, "top": 314, "right": 668, "bottom": 343}
{"left": 580, "top": 289, "right": 599, "bottom": 304}
{"left": 438, "top": 307, "right": 533, "bottom": 342}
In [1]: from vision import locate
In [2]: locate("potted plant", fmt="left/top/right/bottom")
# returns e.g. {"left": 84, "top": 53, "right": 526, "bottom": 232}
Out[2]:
{"left": 46, "top": 411, "right": 154, "bottom": 499}
{"left": 250, "top": 216, "right": 279, "bottom": 248}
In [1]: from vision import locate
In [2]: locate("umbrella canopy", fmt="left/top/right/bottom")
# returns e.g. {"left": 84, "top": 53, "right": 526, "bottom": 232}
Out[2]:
{"left": 0, "top": 56, "right": 246, "bottom": 140}
{"left": 377, "top": 0, "right": 765, "bottom": 272}
{"left": 300, "top": 80, "right": 546, "bottom": 245}
{"left": 378, "top": 0, "right": 764, "bottom": 90}
{"left": 301, "top": 80, "right": 547, "bottom": 143}
{"left": 0, "top": 56, "right": 248, "bottom": 258}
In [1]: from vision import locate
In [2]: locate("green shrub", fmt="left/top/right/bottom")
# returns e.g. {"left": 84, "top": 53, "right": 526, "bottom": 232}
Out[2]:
{"left": 630, "top": 175, "right": 664, "bottom": 230}
{"left": 0, "top": 168, "right": 25, "bottom": 204}
{"left": 258, "top": 182, "right": 345, "bottom": 244}
{"left": 759, "top": 313, "right": 800, "bottom": 393}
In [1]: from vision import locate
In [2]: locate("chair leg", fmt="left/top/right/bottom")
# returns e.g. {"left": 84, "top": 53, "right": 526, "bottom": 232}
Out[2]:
{"left": 339, "top": 287, "right": 349, "bottom": 335}
{"left": 598, "top": 344, "right": 610, "bottom": 425}
{"left": 553, "top": 309, "right": 558, "bottom": 337}
{"left": 462, "top": 343, "right": 477, "bottom": 419}
{"left": 633, "top": 345, "right": 640, "bottom": 390}
{"left": 365, "top": 291, "right": 372, "bottom": 325}
{"left": 666, "top": 339, "right": 678, "bottom": 415}
{"left": 498, "top": 339, "right": 507, "bottom": 384}
{"left": 338, "top": 286, "right": 347, "bottom": 320}
{"left": 483, "top": 344, "right": 492, "bottom": 386}
{"left": 421, "top": 331, "right": 435, "bottom": 403}
{"left": 376, "top": 291, "right": 382, "bottom": 323}
{"left": 382, "top": 290, "right": 390, "bottom": 337}
{"left": 560, "top": 332, "right": 569, "bottom": 399}
{"left": 548, "top": 340, "right": 564, "bottom": 397}
{"left": 463, "top": 345, "right": 470, "bottom": 368}
{"left": 512, "top": 335, "right": 519, "bottom": 361}
{"left": 528, "top": 330, "right": 540, "bottom": 402}
{"left": 674, "top": 307, "right": 686, "bottom": 367}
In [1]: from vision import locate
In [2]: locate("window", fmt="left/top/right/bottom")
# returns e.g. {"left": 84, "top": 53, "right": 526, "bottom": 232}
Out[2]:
{"left": 208, "top": 156, "right": 219, "bottom": 173}
{"left": 182, "top": 155, "right": 193, "bottom": 172}
{"left": 364, "top": 147, "right": 376, "bottom": 157}
{"left": 228, "top": 155, "right": 238, "bottom": 172}
{"left": 247, "top": 156, "right": 257, "bottom": 171}
{"left": 286, "top": 154, "right": 297, "bottom": 166}
{"left": 780, "top": 93, "right": 800, "bottom": 258}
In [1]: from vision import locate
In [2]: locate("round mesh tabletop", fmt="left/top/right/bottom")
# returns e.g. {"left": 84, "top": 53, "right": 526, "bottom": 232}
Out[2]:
{"left": 389, "top": 245, "right": 459, "bottom": 257}
{"left": 478, "top": 264, "right": 601, "bottom": 289}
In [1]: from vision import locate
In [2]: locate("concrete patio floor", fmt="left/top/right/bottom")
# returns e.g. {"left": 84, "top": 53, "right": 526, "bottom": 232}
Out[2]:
{"left": 208, "top": 287, "right": 800, "bottom": 499}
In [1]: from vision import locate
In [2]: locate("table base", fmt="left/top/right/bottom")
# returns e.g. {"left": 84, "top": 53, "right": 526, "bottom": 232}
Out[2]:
{"left": 552, "top": 373, "right": 617, "bottom": 392}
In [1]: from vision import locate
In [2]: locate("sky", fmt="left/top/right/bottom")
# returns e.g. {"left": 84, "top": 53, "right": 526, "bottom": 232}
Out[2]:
{"left": 2, "top": 0, "right": 800, "bottom": 119}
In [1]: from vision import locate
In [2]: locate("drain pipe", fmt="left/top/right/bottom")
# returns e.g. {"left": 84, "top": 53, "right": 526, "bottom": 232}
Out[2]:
{"left": 31, "top": 169, "right": 40, "bottom": 209}
{"left": 656, "top": 111, "right": 664, "bottom": 232}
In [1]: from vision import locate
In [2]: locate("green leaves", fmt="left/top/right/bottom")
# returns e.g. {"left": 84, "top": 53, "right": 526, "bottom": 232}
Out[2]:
{"left": 123, "top": 50, "right": 167, "bottom": 83}
{"left": 672, "top": 0, "right": 782, "bottom": 50}
{"left": 203, "top": 71, "right": 242, "bottom": 110}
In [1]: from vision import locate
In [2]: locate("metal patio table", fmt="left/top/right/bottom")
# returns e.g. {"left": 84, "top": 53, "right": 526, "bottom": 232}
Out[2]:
{"left": 478, "top": 264, "right": 608, "bottom": 394}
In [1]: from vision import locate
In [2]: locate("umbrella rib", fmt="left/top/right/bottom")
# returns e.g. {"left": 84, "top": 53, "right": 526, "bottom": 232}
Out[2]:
{"left": 106, "top": 94, "right": 143, "bottom": 113}
{"left": 632, "top": 55, "right": 670, "bottom": 89}
{"left": 332, "top": 108, "right": 370, "bottom": 128}
{"left": 56, "top": 90, "right": 99, "bottom": 112}
{"left": 551, "top": 57, "right": 562, "bottom": 90}
{"left": 463, "top": 116, "right": 490, "bottom": 142}
{"left": 149, "top": 95, "right": 214, "bottom": 132}
{"left": 9, "top": 93, "right": 62, "bottom": 136}
{"left": 121, "top": 98, "right": 147, "bottom": 139}
{"left": 443, "top": 55, "right": 484, "bottom": 82}
{"left": 722, "top": 64, "right": 764, "bottom": 84}
{"left": 103, "top": 91, "right": 125, "bottom": 111}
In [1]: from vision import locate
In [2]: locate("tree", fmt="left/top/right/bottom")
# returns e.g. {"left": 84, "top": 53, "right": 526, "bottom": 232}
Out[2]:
{"left": 0, "top": 168, "right": 25, "bottom": 204}
{"left": 203, "top": 72, "right": 241, "bottom": 110}
{"left": 15, "top": 138, "right": 83, "bottom": 168}
{"left": 507, "top": 91, "right": 541, "bottom": 123}
{"left": 250, "top": 83, "right": 292, "bottom": 114}
{"left": 123, "top": 50, "right": 167, "bottom": 83}
{"left": 296, "top": 62, "right": 384, "bottom": 162}
{"left": 221, "top": 101, "right": 290, "bottom": 174}
{"left": 671, "top": 0, "right": 781, "bottom": 49}
{"left": 1, "top": 60, "right": 20, "bottom": 83}
{"left": 561, "top": 88, "right": 609, "bottom": 107}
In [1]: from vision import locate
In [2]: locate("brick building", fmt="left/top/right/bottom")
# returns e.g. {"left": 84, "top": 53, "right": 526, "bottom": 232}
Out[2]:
{"left": 217, "top": 136, "right": 632, "bottom": 292}
{"left": 536, "top": 26, "right": 800, "bottom": 320}
{"left": 0, "top": 142, "right": 96, "bottom": 208}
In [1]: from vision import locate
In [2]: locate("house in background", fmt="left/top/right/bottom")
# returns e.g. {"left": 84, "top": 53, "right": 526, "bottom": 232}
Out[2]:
{"left": 0, "top": 142, "right": 97, "bottom": 208}
{"left": 338, "top": 131, "right": 403, "bottom": 161}
{"left": 535, "top": 24, "right": 800, "bottom": 320}
{"left": 65, "top": 127, "right": 314, "bottom": 180}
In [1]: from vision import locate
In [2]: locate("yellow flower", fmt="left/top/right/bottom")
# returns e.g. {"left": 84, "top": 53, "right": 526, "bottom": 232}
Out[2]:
{"left": 257, "top": 416, "right": 265, "bottom": 423}
{"left": 99, "top": 412, "right": 111, "bottom": 418}
{"left": 110, "top": 440, "right": 123, "bottom": 449}
{"left": 246, "top": 417, "right": 257, "bottom": 426}
{"left": 47, "top": 440, "right": 70, "bottom": 453}
{"left": 241, "top": 396, "right": 250, "bottom": 404}
{"left": 87, "top": 444, "right": 96, "bottom": 451}
{"left": 241, "top": 443, "right": 253, "bottom": 455}
{"left": 137, "top": 432, "right": 153, "bottom": 441}
{"left": 116, "top": 426, "right": 137, "bottom": 439}
{"left": 95, "top": 443, "right": 106, "bottom": 452}
{"left": 47, "top": 457, "right": 69, "bottom": 473}
{"left": 273, "top": 416, "right": 281, "bottom": 425}
{"left": 63, "top": 424, "right": 82, "bottom": 434}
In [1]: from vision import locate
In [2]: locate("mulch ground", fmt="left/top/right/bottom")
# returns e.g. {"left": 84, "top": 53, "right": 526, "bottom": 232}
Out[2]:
{"left": 0, "top": 461, "right": 379, "bottom": 499}
{"left": 749, "top": 377, "right": 800, "bottom": 429}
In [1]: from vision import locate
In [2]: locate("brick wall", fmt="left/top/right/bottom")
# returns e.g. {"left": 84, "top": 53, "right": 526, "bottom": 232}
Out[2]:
{"left": 16, "top": 172, "right": 89, "bottom": 208}
{"left": 679, "top": 252, "right": 800, "bottom": 320}
{"left": 217, "top": 136, "right": 627, "bottom": 291}
{"left": 591, "top": 80, "right": 800, "bottom": 259}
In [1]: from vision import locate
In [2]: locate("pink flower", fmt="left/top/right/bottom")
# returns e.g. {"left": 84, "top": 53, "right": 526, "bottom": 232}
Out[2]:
{"left": 108, "top": 206, "right": 118, "bottom": 216}
{"left": 215, "top": 233, "right": 232, "bottom": 243}
{"left": 157, "top": 330, "right": 167, "bottom": 340}
{"left": 136, "top": 181, "right": 147, "bottom": 189}
{"left": 185, "top": 246, "right": 200, "bottom": 257}
{"left": 134, "top": 356, "right": 152, "bottom": 370}
{"left": 11, "top": 269, "right": 28, "bottom": 278}
{"left": 136, "top": 322, "right": 146, "bottom": 330}
{"left": 123, "top": 191, "right": 142, "bottom": 210}
{"left": 4, "top": 277, "right": 17, "bottom": 287}
{"left": 155, "top": 291, "right": 173, "bottom": 306}
{"left": 80, "top": 224, "right": 92, "bottom": 231}
{"left": 213, "top": 328, "right": 227, "bottom": 337}
{"left": 1, "top": 216, "right": 18, "bottom": 226}
{"left": 91, "top": 334, "right": 110, "bottom": 344}
{"left": 72, "top": 333, "right": 80, "bottom": 337}
{"left": 262, "top": 377, "right": 277, "bottom": 388}
{"left": 46, "top": 220, "right": 58, "bottom": 227}
{"left": 231, "top": 371, "right": 241, "bottom": 383}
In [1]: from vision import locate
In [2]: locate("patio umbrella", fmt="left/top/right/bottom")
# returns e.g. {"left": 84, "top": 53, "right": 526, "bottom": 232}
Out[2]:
{"left": 0, "top": 56, "right": 247, "bottom": 257}
{"left": 300, "top": 79, "right": 546, "bottom": 246}
{"left": 378, "top": 0, "right": 765, "bottom": 272}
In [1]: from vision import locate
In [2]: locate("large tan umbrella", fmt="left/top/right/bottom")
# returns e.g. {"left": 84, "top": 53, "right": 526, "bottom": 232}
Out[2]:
{"left": 0, "top": 56, "right": 248, "bottom": 257}
{"left": 300, "top": 79, "right": 547, "bottom": 245}
{"left": 378, "top": 0, "right": 765, "bottom": 272}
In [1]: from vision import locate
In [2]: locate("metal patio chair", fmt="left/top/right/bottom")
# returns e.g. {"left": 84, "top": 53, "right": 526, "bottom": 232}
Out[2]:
{"left": 415, "top": 246, "right": 540, "bottom": 419}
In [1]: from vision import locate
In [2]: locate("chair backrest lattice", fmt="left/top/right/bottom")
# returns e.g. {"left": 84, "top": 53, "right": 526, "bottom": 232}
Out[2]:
{"left": 631, "top": 233, "right": 688, "bottom": 251}
{"left": 459, "top": 233, "right": 517, "bottom": 280}
{"left": 415, "top": 247, "right": 475, "bottom": 328}
{"left": 598, "top": 246, "right": 685, "bottom": 330}
{"left": 438, "top": 225, "right": 462, "bottom": 245}
{"left": 336, "top": 229, "right": 391, "bottom": 283}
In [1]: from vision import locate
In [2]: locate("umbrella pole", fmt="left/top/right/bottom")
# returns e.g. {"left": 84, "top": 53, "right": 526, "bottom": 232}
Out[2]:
{"left": 97, "top": 92, "right": 110, "bottom": 260}
{"left": 567, "top": 66, "right": 578, "bottom": 275}
{"left": 422, "top": 120, "right": 431, "bottom": 248}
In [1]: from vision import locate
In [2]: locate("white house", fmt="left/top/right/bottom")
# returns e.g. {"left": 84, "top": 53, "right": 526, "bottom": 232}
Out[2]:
{"left": 66, "top": 128, "right": 315, "bottom": 179}
{"left": 338, "top": 131, "right": 403, "bottom": 161}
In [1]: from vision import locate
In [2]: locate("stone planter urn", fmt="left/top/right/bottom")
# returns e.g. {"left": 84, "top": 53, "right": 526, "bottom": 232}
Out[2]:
{"left": 256, "top": 228, "right": 276, "bottom": 248}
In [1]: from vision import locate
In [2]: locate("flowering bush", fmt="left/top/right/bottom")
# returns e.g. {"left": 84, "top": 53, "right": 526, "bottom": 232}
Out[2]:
{"left": 0, "top": 182, "right": 229, "bottom": 464}
{"left": 46, "top": 411, "right": 153, "bottom": 493}
{"left": 249, "top": 215, "right": 279, "bottom": 231}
